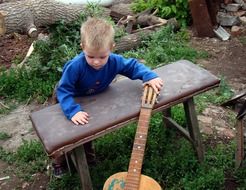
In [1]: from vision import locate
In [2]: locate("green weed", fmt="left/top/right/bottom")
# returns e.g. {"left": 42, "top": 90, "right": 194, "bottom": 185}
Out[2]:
{"left": 132, "top": 0, "right": 191, "bottom": 26}
{"left": 195, "top": 76, "right": 233, "bottom": 114}
{"left": 239, "top": 36, "right": 246, "bottom": 45}
{"left": 0, "top": 140, "right": 47, "bottom": 181}
{"left": 0, "top": 132, "right": 11, "bottom": 140}
{"left": 123, "top": 26, "right": 207, "bottom": 68}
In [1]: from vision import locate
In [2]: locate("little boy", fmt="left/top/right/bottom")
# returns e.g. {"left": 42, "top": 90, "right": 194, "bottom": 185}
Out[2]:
{"left": 54, "top": 17, "right": 163, "bottom": 177}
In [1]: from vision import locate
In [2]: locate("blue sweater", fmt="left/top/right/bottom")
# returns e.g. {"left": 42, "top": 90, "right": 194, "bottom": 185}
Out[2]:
{"left": 57, "top": 52, "right": 158, "bottom": 119}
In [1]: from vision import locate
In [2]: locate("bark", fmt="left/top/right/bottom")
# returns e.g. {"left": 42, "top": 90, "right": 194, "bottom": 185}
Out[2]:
{"left": 115, "top": 29, "right": 153, "bottom": 52}
{"left": 115, "top": 18, "right": 179, "bottom": 53}
{"left": 110, "top": 3, "right": 134, "bottom": 19}
{"left": 0, "top": 0, "right": 110, "bottom": 37}
{"left": 189, "top": 0, "right": 214, "bottom": 37}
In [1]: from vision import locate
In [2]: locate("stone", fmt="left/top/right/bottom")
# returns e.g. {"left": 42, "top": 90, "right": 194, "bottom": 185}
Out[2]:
{"left": 198, "top": 115, "right": 213, "bottom": 124}
{"left": 234, "top": 0, "right": 244, "bottom": 4}
{"left": 231, "top": 10, "right": 246, "bottom": 17}
{"left": 234, "top": 0, "right": 246, "bottom": 10}
{"left": 225, "top": 3, "right": 241, "bottom": 12}
{"left": 231, "top": 25, "right": 243, "bottom": 36}
{"left": 217, "top": 128, "right": 235, "bottom": 139}
{"left": 217, "top": 12, "right": 240, "bottom": 26}
{"left": 200, "top": 125, "right": 214, "bottom": 135}
{"left": 239, "top": 16, "right": 246, "bottom": 25}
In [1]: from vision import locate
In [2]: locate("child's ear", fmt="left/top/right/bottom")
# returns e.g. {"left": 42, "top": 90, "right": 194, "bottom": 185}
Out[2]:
{"left": 111, "top": 43, "right": 116, "bottom": 51}
{"left": 80, "top": 43, "right": 84, "bottom": 50}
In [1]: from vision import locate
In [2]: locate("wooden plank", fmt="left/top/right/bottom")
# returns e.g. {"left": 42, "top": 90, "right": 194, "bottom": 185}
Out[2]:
{"left": 183, "top": 98, "right": 204, "bottom": 162}
{"left": 163, "top": 116, "right": 192, "bottom": 142}
{"left": 188, "top": 0, "right": 214, "bottom": 37}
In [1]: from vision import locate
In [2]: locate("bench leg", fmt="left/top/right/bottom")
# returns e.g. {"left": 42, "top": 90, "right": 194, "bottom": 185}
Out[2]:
{"left": 183, "top": 97, "right": 204, "bottom": 162}
{"left": 162, "top": 108, "right": 172, "bottom": 128}
{"left": 71, "top": 145, "right": 93, "bottom": 190}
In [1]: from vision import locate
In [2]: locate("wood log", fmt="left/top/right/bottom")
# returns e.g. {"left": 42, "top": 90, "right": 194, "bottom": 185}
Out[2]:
{"left": 114, "top": 6, "right": 167, "bottom": 34}
{"left": 115, "top": 18, "right": 179, "bottom": 53}
{"left": 115, "top": 29, "right": 153, "bottom": 52}
{"left": 110, "top": 3, "right": 134, "bottom": 20}
{"left": 0, "top": 0, "right": 110, "bottom": 37}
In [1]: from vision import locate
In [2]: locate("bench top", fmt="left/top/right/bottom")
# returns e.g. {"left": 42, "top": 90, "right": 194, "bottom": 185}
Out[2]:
{"left": 30, "top": 60, "right": 220, "bottom": 157}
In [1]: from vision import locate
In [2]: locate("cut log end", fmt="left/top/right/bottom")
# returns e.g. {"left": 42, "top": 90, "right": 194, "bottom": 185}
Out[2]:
{"left": 28, "top": 27, "right": 38, "bottom": 38}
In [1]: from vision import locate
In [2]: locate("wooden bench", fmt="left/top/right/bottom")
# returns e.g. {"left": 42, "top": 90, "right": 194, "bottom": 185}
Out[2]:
{"left": 30, "top": 60, "right": 220, "bottom": 189}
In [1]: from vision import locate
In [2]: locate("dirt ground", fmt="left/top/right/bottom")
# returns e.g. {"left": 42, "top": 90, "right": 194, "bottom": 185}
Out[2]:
{"left": 191, "top": 35, "right": 246, "bottom": 92}
{"left": 0, "top": 25, "right": 246, "bottom": 189}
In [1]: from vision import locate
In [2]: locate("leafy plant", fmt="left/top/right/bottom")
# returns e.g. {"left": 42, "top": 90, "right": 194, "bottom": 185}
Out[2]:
{"left": 132, "top": 0, "right": 191, "bottom": 26}
{"left": 123, "top": 26, "right": 207, "bottom": 68}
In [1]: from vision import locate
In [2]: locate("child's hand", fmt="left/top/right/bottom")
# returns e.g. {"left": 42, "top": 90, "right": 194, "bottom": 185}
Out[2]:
{"left": 71, "top": 111, "right": 89, "bottom": 125}
{"left": 144, "top": 77, "right": 164, "bottom": 94}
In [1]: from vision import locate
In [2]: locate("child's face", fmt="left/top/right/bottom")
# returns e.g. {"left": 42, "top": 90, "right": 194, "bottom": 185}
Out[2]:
{"left": 82, "top": 45, "right": 111, "bottom": 70}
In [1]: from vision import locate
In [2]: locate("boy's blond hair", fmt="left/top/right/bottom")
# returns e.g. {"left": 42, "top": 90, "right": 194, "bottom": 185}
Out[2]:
{"left": 80, "top": 17, "right": 115, "bottom": 50}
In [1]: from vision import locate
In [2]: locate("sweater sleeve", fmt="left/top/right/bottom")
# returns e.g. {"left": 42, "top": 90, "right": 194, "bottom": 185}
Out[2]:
{"left": 117, "top": 55, "right": 158, "bottom": 82}
{"left": 56, "top": 61, "right": 82, "bottom": 120}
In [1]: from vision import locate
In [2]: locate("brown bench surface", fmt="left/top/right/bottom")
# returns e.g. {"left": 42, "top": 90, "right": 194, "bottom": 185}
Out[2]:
{"left": 30, "top": 60, "right": 220, "bottom": 157}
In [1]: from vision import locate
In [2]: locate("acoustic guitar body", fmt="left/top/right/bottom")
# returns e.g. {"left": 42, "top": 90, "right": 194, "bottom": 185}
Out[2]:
{"left": 103, "top": 172, "right": 162, "bottom": 190}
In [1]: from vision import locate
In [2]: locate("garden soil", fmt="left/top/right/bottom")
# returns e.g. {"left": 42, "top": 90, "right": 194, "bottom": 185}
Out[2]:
{"left": 0, "top": 30, "right": 245, "bottom": 189}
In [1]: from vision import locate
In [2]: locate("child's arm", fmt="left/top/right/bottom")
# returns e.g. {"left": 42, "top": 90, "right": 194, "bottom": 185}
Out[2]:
{"left": 57, "top": 60, "right": 84, "bottom": 122}
{"left": 115, "top": 54, "right": 164, "bottom": 92}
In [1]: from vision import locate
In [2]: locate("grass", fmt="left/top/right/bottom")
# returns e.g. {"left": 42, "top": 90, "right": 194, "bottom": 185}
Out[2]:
{"left": 1, "top": 112, "right": 244, "bottom": 189}
{"left": 239, "top": 36, "right": 246, "bottom": 45}
{"left": 0, "top": 132, "right": 11, "bottom": 140}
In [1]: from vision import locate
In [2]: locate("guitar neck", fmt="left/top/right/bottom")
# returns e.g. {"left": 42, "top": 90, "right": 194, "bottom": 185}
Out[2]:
{"left": 125, "top": 107, "right": 152, "bottom": 189}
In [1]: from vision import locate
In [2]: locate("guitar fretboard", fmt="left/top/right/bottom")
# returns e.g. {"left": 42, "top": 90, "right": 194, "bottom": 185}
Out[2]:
{"left": 125, "top": 108, "right": 152, "bottom": 190}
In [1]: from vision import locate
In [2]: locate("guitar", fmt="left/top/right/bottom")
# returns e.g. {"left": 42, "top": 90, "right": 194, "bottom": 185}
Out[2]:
{"left": 103, "top": 85, "right": 162, "bottom": 190}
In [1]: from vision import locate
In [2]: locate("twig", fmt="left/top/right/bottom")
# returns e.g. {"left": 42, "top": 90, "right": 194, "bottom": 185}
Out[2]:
{"left": 24, "top": 96, "right": 31, "bottom": 107}
{"left": 131, "top": 22, "right": 167, "bottom": 33}
{"left": 0, "top": 101, "right": 10, "bottom": 109}
{"left": 18, "top": 42, "right": 34, "bottom": 68}
{"left": 0, "top": 176, "right": 10, "bottom": 181}
{"left": 116, "top": 16, "right": 127, "bottom": 26}
{"left": 151, "top": 9, "right": 158, "bottom": 16}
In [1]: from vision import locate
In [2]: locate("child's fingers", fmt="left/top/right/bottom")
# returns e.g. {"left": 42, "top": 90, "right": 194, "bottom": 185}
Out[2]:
{"left": 78, "top": 116, "right": 89, "bottom": 125}
{"left": 72, "top": 118, "right": 79, "bottom": 125}
{"left": 155, "top": 86, "right": 161, "bottom": 94}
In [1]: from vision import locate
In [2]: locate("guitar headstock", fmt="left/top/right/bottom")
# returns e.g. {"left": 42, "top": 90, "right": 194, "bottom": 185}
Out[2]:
{"left": 141, "top": 85, "right": 157, "bottom": 109}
